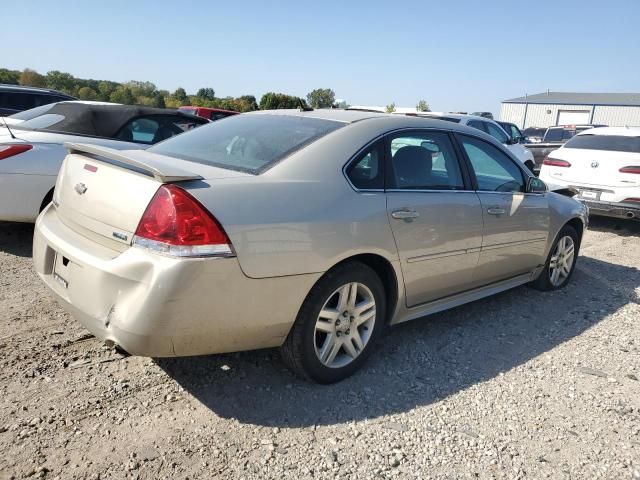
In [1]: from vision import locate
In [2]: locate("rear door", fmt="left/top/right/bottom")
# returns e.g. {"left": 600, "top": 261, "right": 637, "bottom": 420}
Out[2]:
{"left": 455, "top": 134, "right": 549, "bottom": 284}
{"left": 384, "top": 129, "right": 484, "bottom": 307}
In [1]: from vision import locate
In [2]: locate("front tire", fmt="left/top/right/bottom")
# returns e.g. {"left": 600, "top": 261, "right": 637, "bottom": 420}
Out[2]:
{"left": 280, "top": 262, "right": 386, "bottom": 383}
{"left": 530, "top": 225, "right": 579, "bottom": 291}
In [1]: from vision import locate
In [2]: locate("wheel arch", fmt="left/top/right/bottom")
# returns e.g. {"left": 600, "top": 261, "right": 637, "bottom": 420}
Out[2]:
{"left": 329, "top": 253, "right": 400, "bottom": 325}
{"left": 566, "top": 216, "right": 585, "bottom": 249}
{"left": 39, "top": 187, "right": 55, "bottom": 213}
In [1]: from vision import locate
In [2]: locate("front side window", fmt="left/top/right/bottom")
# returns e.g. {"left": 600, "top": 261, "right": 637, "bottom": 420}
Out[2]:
{"left": 387, "top": 131, "right": 464, "bottom": 190}
{"left": 346, "top": 141, "right": 384, "bottom": 189}
{"left": 149, "top": 114, "right": 344, "bottom": 174}
{"left": 459, "top": 134, "right": 524, "bottom": 193}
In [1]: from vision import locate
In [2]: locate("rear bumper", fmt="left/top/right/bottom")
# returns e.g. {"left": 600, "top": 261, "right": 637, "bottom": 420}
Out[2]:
{"left": 581, "top": 199, "right": 640, "bottom": 220}
{"left": 33, "top": 205, "right": 321, "bottom": 357}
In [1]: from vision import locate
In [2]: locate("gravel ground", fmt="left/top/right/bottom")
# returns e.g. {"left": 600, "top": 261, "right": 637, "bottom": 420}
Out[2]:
{"left": 0, "top": 218, "right": 639, "bottom": 480}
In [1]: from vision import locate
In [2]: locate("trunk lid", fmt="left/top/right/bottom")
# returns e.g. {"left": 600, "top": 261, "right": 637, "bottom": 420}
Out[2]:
{"left": 53, "top": 143, "right": 249, "bottom": 249}
{"left": 546, "top": 147, "right": 640, "bottom": 188}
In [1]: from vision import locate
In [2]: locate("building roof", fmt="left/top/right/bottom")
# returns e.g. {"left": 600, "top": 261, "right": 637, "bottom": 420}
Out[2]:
{"left": 503, "top": 92, "right": 640, "bottom": 107}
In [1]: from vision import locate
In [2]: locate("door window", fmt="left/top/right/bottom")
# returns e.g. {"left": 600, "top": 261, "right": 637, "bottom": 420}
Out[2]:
{"left": 387, "top": 131, "right": 464, "bottom": 190}
{"left": 467, "top": 120, "right": 487, "bottom": 133}
{"left": 346, "top": 141, "right": 384, "bottom": 189}
{"left": 459, "top": 135, "right": 524, "bottom": 192}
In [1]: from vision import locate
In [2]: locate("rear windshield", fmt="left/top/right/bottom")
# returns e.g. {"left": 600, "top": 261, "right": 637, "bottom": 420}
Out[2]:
{"left": 8, "top": 103, "right": 59, "bottom": 120}
{"left": 544, "top": 128, "right": 576, "bottom": 142}
{"left": 149, "top": 114, "right": 344, "bottom": 174}
{"left": 564, "top": 134, "right": 640, "bottom": 153}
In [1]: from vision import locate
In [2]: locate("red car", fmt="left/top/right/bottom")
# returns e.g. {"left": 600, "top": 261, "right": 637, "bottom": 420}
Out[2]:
{"left": 178, "top": 106, "right": 239, "bottom": 121}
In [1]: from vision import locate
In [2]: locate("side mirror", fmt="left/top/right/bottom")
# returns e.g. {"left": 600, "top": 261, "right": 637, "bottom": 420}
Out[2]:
{"left": 527, "top": 177, "right": 547, "bottom": 193}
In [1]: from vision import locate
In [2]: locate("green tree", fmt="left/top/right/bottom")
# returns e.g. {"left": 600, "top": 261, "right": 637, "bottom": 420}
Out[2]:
{"left": 109, "top": 86, "right": 135, "bottom": 104}
{"left": 0, "top": 68, "right": 20, "bottom": 85}
{"left": 97, "top": 81, "right": 118, "bottom": 101}
{"left": 385, "top": 102, "right": 396, "bottom": 113}
{"left": 416, "top": 99, "right": 430, "bottom": 112}
{"left": 19, "top": 68, "right": 47, "bottom": 88}
{"left": 77, "top": 87, "right": 98, "bottom": 100}
{"left": 45, "top": 70, "right": 75, "bottom": 93}
{"left": 125, "top": 81, "right": 157, "bottom": 100}
{"left": 196, "top": 88, "right": 216, "bottom": 101}
{"left": 238, "top": 95, "right": 258, "bottom": 111}
{"left": 259, "top": 92, "right": 306, "bottom": 110}
{"left": 173, "top": 87, "right": 188, "bottom": 101}
{"left": 306, "top": 88, "right": 336, "bottom": 108}
{"left": 152, "top": 93, "right": 166, "bottom": 108}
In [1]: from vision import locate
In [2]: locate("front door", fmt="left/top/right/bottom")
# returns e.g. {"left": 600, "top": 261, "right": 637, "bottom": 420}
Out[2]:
{"left": 385, "top": 130, "right": 484, "bottom": 307}
{"left": 456, "top": 134, "right": 550, "bottom": 284}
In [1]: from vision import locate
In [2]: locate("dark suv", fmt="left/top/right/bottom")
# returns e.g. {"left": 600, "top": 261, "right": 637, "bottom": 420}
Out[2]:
{"left": 0, "top": 84, "right": 75, "bottom": 116}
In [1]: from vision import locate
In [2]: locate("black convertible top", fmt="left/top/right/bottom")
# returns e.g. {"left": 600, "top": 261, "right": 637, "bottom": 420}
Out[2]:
{"left": 13, "top": 102, "right": 206, "bottom": 138}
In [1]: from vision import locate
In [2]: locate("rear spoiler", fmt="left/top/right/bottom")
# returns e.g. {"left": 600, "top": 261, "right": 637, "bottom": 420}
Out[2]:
{"left": 64, "top": 142, "right": 203, "bottom": 183}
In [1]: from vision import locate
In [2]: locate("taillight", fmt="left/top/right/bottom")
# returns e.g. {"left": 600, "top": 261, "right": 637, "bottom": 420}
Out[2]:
{"left": 543, "top": 157, "right": 571, "bottom": 168}
{"left": 622, "top": 198, "right": 640, "bottom": 204}
{"left": 0, "top": 144, "right": 32, "bottom": 160}
{"left": 619, "top": 166, "right": 640, "bottom": 174}
{"left": 133, "top": 184, "right": 234, "bottom": 257}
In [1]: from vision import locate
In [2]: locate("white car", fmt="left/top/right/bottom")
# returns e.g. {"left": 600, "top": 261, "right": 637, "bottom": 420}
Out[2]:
{"left": 539, "top": 127, "right": 640, "bottom": 221}
{"left": 409, "top": 113, "right": 536, "bottom": 172}
{"left": 0, "top": 102, "right": 207, "bottom": 222}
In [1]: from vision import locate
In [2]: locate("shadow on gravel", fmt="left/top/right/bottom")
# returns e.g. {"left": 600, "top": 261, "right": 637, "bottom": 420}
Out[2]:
{"left": 159, "top": 255, "right": 639, "bottom": 428}
{"left": 0, "top": 221, "right": 34, "bottom": 257}
{"left": 587, "top": 216, "right": 640, "bottom": 237}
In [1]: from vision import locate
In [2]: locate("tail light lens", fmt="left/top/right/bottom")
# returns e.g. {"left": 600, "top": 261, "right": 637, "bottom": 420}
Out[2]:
{"left": 622, "top": 198, "right": 640, "bottom": 204}
{"left": 133, "top": 184, "right": 234, "bottom": 257}
{"left": 619, "top": 166, "right": 640, "bottom": 174}
{"left": 0, "top": 144, "right": 32, "bottom": 160}
{"left": 543, "top": 157, "right": 571, "bottom": 168}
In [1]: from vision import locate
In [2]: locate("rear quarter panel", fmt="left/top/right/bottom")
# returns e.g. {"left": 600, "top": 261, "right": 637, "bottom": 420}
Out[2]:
{"left": 185, "top": 120, "right": 401, "bottom": 279}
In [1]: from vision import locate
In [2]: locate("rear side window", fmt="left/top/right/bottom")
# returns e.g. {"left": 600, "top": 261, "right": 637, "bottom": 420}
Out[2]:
{"left": 545, "top": 128, "right": 576, "bottom": 142}
{"left": 564, "top": 134, "right": 640, "bottom": 153}
{"left": 485, "top": 122, "right": 509, "bottom": 144}
{"left": 149, "top": 114, "right": 344, "bottom": 174}
{"left": 346, "top": 141, "right": 384, "bottom": 190}
{"left": 0, "top": 92, "right": 39, "bottom": 111}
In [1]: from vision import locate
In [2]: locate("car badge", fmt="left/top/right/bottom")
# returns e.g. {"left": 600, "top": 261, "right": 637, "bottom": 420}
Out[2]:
{"left": 591, "top": 161, "right": 599, "bottom": 168}
{"left": 74, "top": 183, "right": 88, "bottom": 195}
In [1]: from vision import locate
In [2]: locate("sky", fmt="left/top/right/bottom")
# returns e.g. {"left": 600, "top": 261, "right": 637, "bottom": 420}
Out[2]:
{"left": 2, "top": 0, "right": 640, "bottom": 114}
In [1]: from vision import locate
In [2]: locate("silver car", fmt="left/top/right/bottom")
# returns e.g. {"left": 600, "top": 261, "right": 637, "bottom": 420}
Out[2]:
{"left": 33, "top": 110, "right": 588, "bottom": 383}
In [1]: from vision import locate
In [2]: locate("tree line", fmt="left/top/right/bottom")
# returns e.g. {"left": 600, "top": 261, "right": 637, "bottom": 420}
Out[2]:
{"left": 1, "top": 67, "right": 428, "bottom": 112}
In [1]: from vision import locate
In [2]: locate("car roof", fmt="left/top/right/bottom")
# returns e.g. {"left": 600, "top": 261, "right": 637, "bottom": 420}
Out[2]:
{"left": 246, "top": 108, "right": 503, "bottom": 138}
{"left": 0, "top": 83, "right": 74, "bottom": 96}
{"left": 576, "top": 126, "right": 640, "bottom": 137}
{"left": 248, "top": 108, "right": 389, "bottom": 123}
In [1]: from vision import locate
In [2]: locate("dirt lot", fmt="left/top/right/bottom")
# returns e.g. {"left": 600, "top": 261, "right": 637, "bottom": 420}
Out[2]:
{"left": 0, "top": 218, "right": 639, "bottom": 480}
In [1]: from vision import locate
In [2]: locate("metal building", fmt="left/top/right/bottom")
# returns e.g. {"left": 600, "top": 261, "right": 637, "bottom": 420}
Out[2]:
{"left": 499, "top": 92, "right": 640, "bottom": 128}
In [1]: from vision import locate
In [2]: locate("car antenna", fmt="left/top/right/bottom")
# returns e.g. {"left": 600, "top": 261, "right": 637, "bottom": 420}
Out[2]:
{"left": 298, "top": 99, "right": 313, "bottom": 112}
{"left": 1, "top": 115, "right": 17, "bottom": 139}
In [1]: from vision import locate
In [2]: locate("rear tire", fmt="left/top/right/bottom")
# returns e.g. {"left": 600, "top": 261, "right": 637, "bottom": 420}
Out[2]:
{"left": 530, "top": 225, "right": 579, "bottom": 291}
{"left": 280, "top": 262, "right": 386, "bottom": 383}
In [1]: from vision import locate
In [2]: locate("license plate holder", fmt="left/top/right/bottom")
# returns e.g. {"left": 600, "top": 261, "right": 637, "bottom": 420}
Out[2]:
{"left": 579, "top": 190, "right": 600, "bottom": 200}
{"left": 52, "top": 252, "right": 69, "bottom": 289}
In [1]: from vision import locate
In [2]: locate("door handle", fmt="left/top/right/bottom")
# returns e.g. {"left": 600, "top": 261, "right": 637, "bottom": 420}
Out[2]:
{"left": 487, "top": 207, "right": 505, "bottom": 215}
{"left": 391, "top": 209, "right": 420, "bottom": 220}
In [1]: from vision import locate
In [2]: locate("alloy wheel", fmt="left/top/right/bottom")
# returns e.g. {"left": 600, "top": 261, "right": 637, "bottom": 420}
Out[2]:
{"left": 314, "top": 282, "right": 376, "bottom": 368}
{"left": 549, "top": 235, "right": 575, "bottom": 287}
